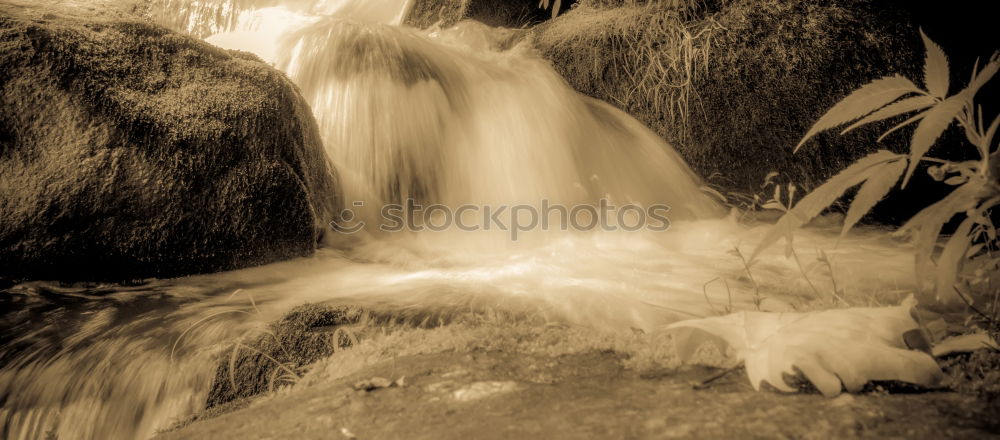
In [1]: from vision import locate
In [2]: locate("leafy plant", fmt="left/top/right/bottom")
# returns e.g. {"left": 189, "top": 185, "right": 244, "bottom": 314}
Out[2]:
{"left": 750, "top": 30, "right": 1000, "bottom": 308}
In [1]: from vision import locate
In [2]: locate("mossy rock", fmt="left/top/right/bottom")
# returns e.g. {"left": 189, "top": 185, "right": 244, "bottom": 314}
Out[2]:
{"left": 534, "top": 0, "right": 926, "bottom": 201}
{"left": 205, "top": 303, "right": 362, "bottom": 408}
{"left": 0, "top": 3, "right": 339, "bottom": 281}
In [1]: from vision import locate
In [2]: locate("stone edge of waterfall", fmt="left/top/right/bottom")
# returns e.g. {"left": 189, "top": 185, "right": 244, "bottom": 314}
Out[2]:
{"left": 156, "top": 305, "right": 1000, "bottom": 439}
{"left": 0, "top": 0, "right": 340, "bottom": 282}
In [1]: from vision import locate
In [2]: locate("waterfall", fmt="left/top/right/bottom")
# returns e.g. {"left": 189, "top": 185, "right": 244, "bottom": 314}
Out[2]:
{"left": 0, "top": 1, "right": 916, "bottom": 439}
{"left": 176, "top": 0, "right": 722, "bottom": 238}
{"left": 276, "top": 17, "right": 722, "bottom": 240}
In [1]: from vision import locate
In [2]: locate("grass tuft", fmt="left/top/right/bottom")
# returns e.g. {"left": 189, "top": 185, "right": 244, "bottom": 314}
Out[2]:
{"left": 533, "top": 2, "right": 719, "bottom": 146}
{"left": 204, "top": 303, "right": 363, "bottom": 408}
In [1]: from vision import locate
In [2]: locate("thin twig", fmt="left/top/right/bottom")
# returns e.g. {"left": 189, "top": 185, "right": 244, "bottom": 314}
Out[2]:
{"left": 691, "top": 367, "right": 740, "bottom": 390}
{"left": 789, "top": 246, "right": 823, "bottom": 300}
{"left": 956, "top": 287, "right": 996, "bottom": 325}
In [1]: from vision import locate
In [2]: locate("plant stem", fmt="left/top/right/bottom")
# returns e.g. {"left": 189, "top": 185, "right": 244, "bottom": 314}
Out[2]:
{"left": 733, "top": 246, "right": 762, "bottom": 310}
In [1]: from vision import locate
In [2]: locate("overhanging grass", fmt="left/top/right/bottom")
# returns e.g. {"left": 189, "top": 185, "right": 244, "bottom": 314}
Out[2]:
{"left": 533, "top": 2, "right": 719, "bottom": 149}
{"left": 204, "top": 304, "right": 363, "bottom": 408}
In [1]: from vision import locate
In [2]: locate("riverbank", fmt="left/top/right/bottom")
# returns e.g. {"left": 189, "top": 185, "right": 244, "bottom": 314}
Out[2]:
{"left": 158, "top": 311, "right": 1000, "bottom": 439}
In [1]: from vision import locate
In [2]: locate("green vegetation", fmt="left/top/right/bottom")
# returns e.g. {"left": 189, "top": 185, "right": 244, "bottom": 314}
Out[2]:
{"left": 743, "top": 31, "right": 1000, "bottom": 398}
{"left": 751, "top": 33, "right": 999, "bottom": 314}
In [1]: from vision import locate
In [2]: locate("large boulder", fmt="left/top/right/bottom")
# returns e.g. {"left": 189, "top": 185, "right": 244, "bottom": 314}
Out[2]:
{"left": 0, "top": 2, "right": 339, "bottom": 281}
{"left": 534, "top": 0, "right": 924, "bottom": 199}
{"left": 534, "top": 0, "right": 998, "bottom": 222}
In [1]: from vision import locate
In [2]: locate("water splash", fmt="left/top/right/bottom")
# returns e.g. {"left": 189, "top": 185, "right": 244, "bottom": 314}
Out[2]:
{"left": 273, "top": 15, "right": 722, "bottom": 246}
{"left": 0, "top": 221, "right": 914, "bottom": 439}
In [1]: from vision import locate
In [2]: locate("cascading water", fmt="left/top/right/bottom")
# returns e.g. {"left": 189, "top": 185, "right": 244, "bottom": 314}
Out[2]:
{"left": 1, "top": 1, "right": 917, "bottom": 439}
{"left": 274, "top": 15, "right": 722, "bottom": 227}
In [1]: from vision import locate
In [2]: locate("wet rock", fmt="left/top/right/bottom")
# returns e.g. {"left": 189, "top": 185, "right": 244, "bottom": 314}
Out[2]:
{"left": 0, "top": 3, "right": 339, "bottom": 281}
{"left": 161, "top": 347, "right": 1000, "bottom": 439}
{"left": 205, "top": 304, "right": 361, "bottom": 408}
{"left": 535, "top": 0, "right": 1000, "bottom": 224}
{"left": 534, "top": 0, "right": 924, "bottom": 198}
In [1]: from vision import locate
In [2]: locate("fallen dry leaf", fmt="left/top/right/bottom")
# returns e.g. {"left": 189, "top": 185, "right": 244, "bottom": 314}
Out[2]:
{"left": 665, "top": 296, "right": 944, "bottom": 397}
{"left": 932, "top": 332, "right": 1000, "bottom": 357}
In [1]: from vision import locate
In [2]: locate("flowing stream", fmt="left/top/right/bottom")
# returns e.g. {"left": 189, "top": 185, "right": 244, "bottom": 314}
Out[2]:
{"left": 0, "top": 1, "right": 917, "bottom": 438}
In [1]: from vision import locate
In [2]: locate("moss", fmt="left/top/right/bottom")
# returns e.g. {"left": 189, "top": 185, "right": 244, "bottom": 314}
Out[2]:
{"left": 205, "top": 303, "right": 362, "bottom": 408}
{"left": 534, "top": 0, "right": 923, "bottom": 199}
{"left": 0, "top": 2, "right": 339, "bottom": 281}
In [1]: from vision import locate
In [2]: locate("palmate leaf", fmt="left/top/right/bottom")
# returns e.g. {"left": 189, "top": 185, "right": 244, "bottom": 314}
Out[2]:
{"left": 841, "top": 158, "right": 906, "bottom": 237}
{"left": 920, "top": 29, "right": 950, "bottom": 98}
{"left": 538, "top": 0, "right": 562, "bottom": 19}
{"left": 895, "top": 177, "right": 985, "bottom": 267}
{"left": 986, "top": 113, "right": 1000, "bottom": 149}
{"left": 902, "top": 93, "right": 969, "bottom": 187}
{"left": 877, "top": 109, "right": 929, "bottom": 143}
{"left": 932, "top": 332, "right": 1000, "bottom": 357}
{"left": 934, "top": 215, "right": 976, "bottom": 304}
{"left": 840, "top": 95, "right": 937, "bottom": 135}
{"left": 666, "top": 296, "right": 943, "bottom": 397}
{"left": 795, "top": 76, "right": 921, "bottom": 152}
{"left": 750, "top": 151, "right": 905, "bottom": 262}
{"left": 968, "top": 52, "right": 1000, "bottom": 98}
{"left": 985, "top": 113, "right": 1000, "bottom": 175}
